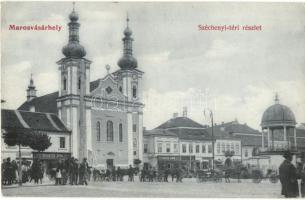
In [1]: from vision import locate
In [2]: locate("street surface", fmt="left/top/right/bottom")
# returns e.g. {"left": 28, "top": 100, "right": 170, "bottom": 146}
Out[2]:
{"left": 2, "top": 177, "right": 283, "bottom": 198}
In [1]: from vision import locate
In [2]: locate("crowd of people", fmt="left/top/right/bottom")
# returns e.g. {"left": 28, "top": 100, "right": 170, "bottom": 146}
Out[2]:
{"left": 53, "top": 157, "right": 90, "bottom": 186}
{"left": 2, "top": 157, "right": 44, "bottom": 185}
{"left": 3, "top": 152, "right": 305, "bottom": 198}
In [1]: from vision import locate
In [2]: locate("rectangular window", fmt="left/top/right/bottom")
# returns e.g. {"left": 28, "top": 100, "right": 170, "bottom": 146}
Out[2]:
{"left": 221, "top": 143, "right": 225, "bottom": 153}
{"left": 189, "top": 144, "right": 193, "bottom": 153}
{"left": 166, "top": 143, "right": 170, "bottom": 153}
{"left": 217, "top": 143, "right": 221, "bottom": 154}
{"left": 174, "top": 144, "right": 178, "bottom": 153}
{"left": 235, "top": 144, "right": 240, "bottom": 154}
{"left": 208, "top": 144, "right": 212, "bottom": 153}
{"left": 182, "top": 144, "right": 187, "bottom": 153}
{"left": 144, "top": 144, "right": 148, "bottom": 153}
{"left": 196, "top": 145, "right": 200, "bottom": 153}
{"left": 157, "top": 143, "right": 162, "bottom": 153}
{"left": 60, "top": 137, "right": 65, "bottom": 148}
{"left": 230, "top": 143, "right": 234, "bottom": 152}
{"left": 133, "top": 124, "right": 137, "bottom": 132}
{"left": 202, "top": 144, "right": 206, "bottom": 153}
{"left": 226, "top": 144, "right": 230, "bottom": 152}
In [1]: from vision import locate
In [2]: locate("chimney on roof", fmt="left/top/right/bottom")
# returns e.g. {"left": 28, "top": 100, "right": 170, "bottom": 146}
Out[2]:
{"left": 182, "top": 107, "right": 187, "bottom": 117}
{"left": 222, "top": 121, "right": 224, "bottom": 124}
{"left": 173, "top": 113, "right": 178, "bottom": 118}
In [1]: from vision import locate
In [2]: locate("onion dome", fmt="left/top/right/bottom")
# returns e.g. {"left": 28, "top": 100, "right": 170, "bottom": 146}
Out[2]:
{"left": 69, "top": 10, "right": 79, "bottom": 22}
{"left": 62, "top": 4, "right": 86, "bottom": 58}
{"left": 118, "top": 15, "right": 138, "bottom": 70}
{"left": 261, "top": 94, "right": 296, "bottom": 128}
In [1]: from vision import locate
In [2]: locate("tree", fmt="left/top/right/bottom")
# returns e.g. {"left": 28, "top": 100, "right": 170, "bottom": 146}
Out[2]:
{"left": 3, "top": 128, "right": 52, "bottom": 186}
{"left": 28, "top": 132, "right": 51, "bottom": 152}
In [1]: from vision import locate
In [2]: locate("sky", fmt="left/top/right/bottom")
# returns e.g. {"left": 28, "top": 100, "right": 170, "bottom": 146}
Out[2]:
{"left": 1, "top": 2, "right": 305, "bottom": 130}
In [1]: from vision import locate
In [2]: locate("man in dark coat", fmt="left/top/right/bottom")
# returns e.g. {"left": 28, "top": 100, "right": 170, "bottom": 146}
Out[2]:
{"left": 279, "top": 151, "right": 299, "bottom": 198}
{"left": 79, "top": 158, "right": 89, "bottom": 185}
{"left": 297, "top": 152, "right": 305, "bottom": 197}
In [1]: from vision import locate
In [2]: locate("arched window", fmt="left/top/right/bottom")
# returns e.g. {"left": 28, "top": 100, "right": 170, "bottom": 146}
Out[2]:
{"left": 63, "top": 77, "right": 67, "bottom": 91}
{"left": 78, "top": 77, "right": 81, "bottom": 90}
{"left": 96, "top": 121, "right": 101, "bottom": 141}
{"left": 119, "top": 123, "right": 123, "bottom": 142}
{"left": 132, "top": 86, "right": 137, "bottom": 98}
{"left": 107, "top": 120, "right": 113, "bottom": 142}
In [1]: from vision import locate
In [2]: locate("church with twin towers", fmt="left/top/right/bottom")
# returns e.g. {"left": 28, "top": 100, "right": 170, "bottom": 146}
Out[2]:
{"left": 19, "top": 5, "right": 145, "bottom": 168}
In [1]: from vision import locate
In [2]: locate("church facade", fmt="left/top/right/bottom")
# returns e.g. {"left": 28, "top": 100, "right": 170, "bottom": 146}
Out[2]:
{"left": 19, "top": 7, "right": 144, "bottom": 168}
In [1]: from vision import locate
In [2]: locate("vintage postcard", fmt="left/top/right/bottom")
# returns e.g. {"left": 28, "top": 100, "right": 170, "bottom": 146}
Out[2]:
{"left": 1, "top": 1, "right": 305, "bottom": 198}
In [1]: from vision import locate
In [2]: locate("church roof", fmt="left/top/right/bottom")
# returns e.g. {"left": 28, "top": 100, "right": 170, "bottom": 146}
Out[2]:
{"left": 18, "top": 79, "right": 103, "bottom": 114}
{"left": 18, "top": 92, "right": 59, "bottom": 114}
{"left": 155, "top": 117, "right": 205, "bottom": 129}
{"left": 2, "top": 109, "right": 70, "bottom": 133}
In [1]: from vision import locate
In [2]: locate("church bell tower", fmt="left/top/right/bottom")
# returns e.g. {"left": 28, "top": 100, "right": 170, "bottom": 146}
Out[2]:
{"left": 115, "top": 15, "right": 144, "bottom": 165}
{"left": 56, "top": 3, "right": 92, "bottom": 160}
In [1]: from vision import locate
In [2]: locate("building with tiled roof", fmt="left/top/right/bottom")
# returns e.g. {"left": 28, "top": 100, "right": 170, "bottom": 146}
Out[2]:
{"left": 143, "top": 109, "right": 214, "bottom": 170}
{"left": 205, "top": 120, "right": 262, "bottom": 163}
{"left": 15, "top": 5, "right": 146, "bottom": 169}
{"left": 1, "top": 109, "right": 71, "bottom": 162}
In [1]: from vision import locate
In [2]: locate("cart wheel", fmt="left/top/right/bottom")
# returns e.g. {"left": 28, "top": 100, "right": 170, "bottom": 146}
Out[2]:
{"left": 269, "top": 176, "right": 279, "bottom": 184}
{"left": 252, "top": 177, "right": 262, "bottom": 183}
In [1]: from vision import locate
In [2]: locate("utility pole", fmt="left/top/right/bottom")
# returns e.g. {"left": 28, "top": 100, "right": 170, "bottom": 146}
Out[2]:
{"left": 204, "top": 109, "right": 215, "bottom": 171}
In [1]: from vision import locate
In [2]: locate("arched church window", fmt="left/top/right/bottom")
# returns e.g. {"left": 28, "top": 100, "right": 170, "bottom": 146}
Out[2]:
{"left": 78, "top": 77, "right": 81, "bottom": 90}
{"left": 119, "top": 123, "right": 123, "bottom": 142}
{"left": 96, "top": 121, "right": 101, "bottom": 141}
{"left": 132, "top": 86, "right": 137, "bottom": 98}
{"left": 107, "top": 120, "right": 114, "bottom": 142}
{"left": 63, "top": 77, "right": 67, "bottom": 91}
{"left": 119, "top": 86, "right": 122, "bottom": 93}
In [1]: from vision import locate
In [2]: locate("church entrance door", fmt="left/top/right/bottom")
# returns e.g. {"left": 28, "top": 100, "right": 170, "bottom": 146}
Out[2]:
{"left": 106, "top": 159, "right": 113, "bottom": 169}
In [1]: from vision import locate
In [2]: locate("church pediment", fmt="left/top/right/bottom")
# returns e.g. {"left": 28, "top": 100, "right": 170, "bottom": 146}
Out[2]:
{"left": 91, "top": 74, "right": 126, "bottom": 102}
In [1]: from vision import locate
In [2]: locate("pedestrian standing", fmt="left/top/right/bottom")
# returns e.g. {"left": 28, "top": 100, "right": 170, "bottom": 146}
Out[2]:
{"left": 164, "top": 167, "right": 169, "bottom": 182}
{"left": 128, "top": 165, "right": 134, "bottom": 182}
{"left": 79, "top": 158, "right": 88, "bottom": 185}
{"left": 279, "top": 151, "right": 299, "bottom": 198}
{"left": 73, "top": 159, "right": 79, "bottom": 185}
{"left": 117, "top": 167, "right": 122, "bottom": 181}
{"left": 297, "top": 152, "right": 305, "bottom": 197}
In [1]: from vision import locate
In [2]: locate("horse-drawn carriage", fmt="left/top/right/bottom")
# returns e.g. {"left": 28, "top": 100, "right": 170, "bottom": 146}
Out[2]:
{"left": 196, "top": 169, "right": 223, "bottom": 183}
{"left": 251, "top": 168, "right": 279, "bottom": 183}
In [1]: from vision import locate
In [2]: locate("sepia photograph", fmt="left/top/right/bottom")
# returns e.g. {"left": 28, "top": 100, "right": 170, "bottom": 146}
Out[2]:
{"left": 1, "top": 1, "right": 305, "bottom": 198}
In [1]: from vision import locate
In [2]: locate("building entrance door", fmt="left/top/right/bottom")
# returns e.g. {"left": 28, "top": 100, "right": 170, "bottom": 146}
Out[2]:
{"left": 106, "top": 159, "right": 113, "bottom": 169}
